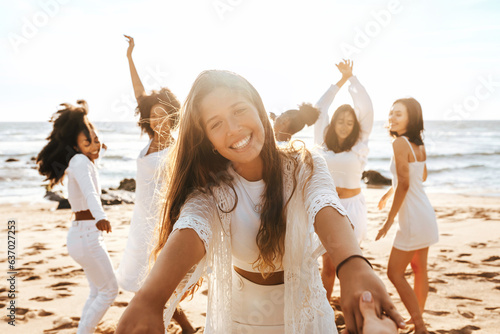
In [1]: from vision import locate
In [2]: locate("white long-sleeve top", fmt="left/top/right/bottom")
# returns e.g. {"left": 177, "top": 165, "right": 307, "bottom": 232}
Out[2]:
{"left": 66, "top": 154, "right": 107, "bottom": 221}
{"left": 313, "top": 76, "right": 374, "bottom": 189}
{"left": 163, "top": 152, "right": 347, "bottom": 333}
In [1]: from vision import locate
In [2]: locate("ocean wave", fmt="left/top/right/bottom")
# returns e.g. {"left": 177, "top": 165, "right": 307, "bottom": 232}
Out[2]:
{"left": 428, "top": 164, "right": 486, "bottom": 174}
{"left": 427, "top": 151, "right": 500, "bottom": 159}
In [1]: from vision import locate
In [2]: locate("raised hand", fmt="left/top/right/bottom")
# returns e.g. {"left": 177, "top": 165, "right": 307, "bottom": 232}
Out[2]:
{"left": 336, "top": 59, "right": 354, "bottom": 79}
{"left": 124, "top": 35, "right": 135, "bottom": 58}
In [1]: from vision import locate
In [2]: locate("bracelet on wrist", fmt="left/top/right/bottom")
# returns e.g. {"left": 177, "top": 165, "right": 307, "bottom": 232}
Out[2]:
{"left": 335, "top": 254, "right": 373, "bottom": 278}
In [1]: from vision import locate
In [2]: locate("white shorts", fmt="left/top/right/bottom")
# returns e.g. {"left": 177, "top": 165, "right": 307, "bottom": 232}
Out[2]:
{"left": 340, "top": 192, "right": 367, "bottom": 244}
{"left": 231, "top": 269, "right": 285, "bottom": 334}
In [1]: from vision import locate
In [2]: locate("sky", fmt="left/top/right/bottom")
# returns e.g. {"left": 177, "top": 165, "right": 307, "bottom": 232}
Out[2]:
{"left": 1, "top": 0, "right": 499, "bottom": 122}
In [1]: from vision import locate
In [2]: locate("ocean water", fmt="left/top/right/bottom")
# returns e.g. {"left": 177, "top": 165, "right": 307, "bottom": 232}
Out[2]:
{"left": 0, "top": 121, "right": 499, "bottom": 203}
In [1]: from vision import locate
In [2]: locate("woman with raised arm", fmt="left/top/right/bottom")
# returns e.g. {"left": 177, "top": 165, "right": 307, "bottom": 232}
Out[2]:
{"left": 376, "top": 98, "right": 438, "bottom": 334}
{"left": 313, "top": 60, "right": 374, "bottom": 301}
{"left": 37, "top": 101, "right": 118, "bottom": 334}
{"left": 115, "top": 35, "right": 197, "bottom": 333}
{"left": 115, "top": 70, "right": 405, "bottom": 334}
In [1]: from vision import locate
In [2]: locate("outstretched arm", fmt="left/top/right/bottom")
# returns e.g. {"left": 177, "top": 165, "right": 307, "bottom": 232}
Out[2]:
{"left": 124, "top": 35, "right": 146, "bottom": 102}
{"left": 315, "top": 207, "right": 405, "bottom": 333}
{"left": 306, "top": 153, "right": 404, "bottom": 333}
{"left": 348, "top": 74, "right": 374, "bottom": 143}
{"left": 116, "top": 228, "right": 205, "bottom": 333}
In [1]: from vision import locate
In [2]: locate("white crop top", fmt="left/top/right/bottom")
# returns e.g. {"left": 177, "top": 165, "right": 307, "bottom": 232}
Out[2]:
{"left": 229, "top": 168, "right": 283, "bottom": 272}
{"left": 313, "top": 76, "right": 374, "bottom": 189}
{"left": 66, "top": 154, "right": 107, "bottom": 221}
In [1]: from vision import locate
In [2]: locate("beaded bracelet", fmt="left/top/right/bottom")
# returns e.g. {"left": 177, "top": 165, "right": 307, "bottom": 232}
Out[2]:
{"left": 335, "top": 254, "right": 373, "bottom": 278}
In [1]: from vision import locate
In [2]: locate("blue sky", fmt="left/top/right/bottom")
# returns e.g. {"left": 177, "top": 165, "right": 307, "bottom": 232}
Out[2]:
{"left": 1, "top": 0, "right": 499, "bottom": 122}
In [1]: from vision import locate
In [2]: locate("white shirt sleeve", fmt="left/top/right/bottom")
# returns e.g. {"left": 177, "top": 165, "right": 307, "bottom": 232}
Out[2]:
{"left": 171, "top": 190, "right": 216, "bottom": 253}
{"left": 302, "top": 152, "right": 348, "bottom": 225}
{"left": 313, "top": 84, "right": 340, "bottom": 146}
{"left": 71, "top": 155, "right": 107, "bottom": 221}
{"left": 348, "top": 76, "right": 374, "bottom": 144}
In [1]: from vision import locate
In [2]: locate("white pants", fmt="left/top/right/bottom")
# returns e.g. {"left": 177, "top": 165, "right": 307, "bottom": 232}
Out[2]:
{"left": 66, "top": 220, "right": 118, "bottom": 334}
{"left": 340, "top": 192, "right": 367, "bottom": 244}
{"left": 232, "top": 269, "right": 285, "bottom": 334}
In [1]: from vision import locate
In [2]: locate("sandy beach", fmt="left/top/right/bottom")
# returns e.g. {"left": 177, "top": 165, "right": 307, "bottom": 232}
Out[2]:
{"left": 1, "top": 188, "right": 499, "bottom": 334}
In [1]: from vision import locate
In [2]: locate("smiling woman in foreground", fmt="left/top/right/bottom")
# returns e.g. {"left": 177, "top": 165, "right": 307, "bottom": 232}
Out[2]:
{"left": 116, "top": 70, "right": 405, "bottom": 334}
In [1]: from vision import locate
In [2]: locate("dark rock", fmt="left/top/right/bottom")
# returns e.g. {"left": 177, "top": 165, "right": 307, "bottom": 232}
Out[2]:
{"left": 57, "top": 199, "right": 71, "bottom": 210}
{"left": 101, "top": 189, "right": 135, "bottom": 206}
{"left": 362, "top": 170, "right": 392, "bottom": 186}
{"left": 116, "top": 178, "right": 136, "bottom": 192}
{"left": 5, "top": 158, "right": 19, "bottom": 162}
{"left": 44, "top": 190, "right": 66, "bottom": 202}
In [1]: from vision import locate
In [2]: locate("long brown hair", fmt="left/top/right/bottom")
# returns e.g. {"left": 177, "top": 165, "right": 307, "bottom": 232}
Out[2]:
{"left": 153, "top": 70, "right": 303, "bottom": 280}
{"left": 324, "top": 104, "right": 360, "bottom": 153}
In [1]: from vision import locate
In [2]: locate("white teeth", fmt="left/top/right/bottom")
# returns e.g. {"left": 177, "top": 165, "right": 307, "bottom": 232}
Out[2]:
{"left": 231, "top": 135, "right": 251, "bottom": 149}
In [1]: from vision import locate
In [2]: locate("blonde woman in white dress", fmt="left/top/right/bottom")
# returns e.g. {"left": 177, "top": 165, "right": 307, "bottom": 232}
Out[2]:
{"left": 115, "top": 35, "right": 197, "bottom": 333}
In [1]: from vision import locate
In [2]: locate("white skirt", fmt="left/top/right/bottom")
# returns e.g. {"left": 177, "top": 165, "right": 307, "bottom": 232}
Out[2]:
{"left": 232, "top": 269, "right": 285, "bottom": 334}
{"left": 340, "top": 192, "right": 367, "bottom": 244}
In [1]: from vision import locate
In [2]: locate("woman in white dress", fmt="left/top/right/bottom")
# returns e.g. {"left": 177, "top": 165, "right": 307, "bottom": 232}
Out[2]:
{"left": 376, "top": 98, "right": 438, "bottom": 334}
{"left": 115, "top": 35, "right": 196, "bottom": 333}
{"left": 37, "top": 101, "right": 118, "bottom": 334}
{"left": 115, "top": 70, "right": 406, "bottom": 334}
{"left": 313, "top": 60, "right": 374, "bottom": 301}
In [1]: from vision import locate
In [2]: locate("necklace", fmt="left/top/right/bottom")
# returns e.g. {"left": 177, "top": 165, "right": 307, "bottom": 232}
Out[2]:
{"left": 235, "top": 175, "right": 263, "bottom": 214}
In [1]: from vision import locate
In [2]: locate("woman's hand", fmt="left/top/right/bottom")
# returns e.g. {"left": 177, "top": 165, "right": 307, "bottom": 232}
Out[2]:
{"left": 95, "top": 219, "right": 112, "bottom": 233}
{"left": 359, "top": 291, "right": 399, "bottom": 334}
{"left": 375, "top": 218, "right": 393, "bottom": 241}
{"left": 124, "top": 35, "right": 134, "bottom": 58}
{"left": 336, "top": 59, "right": 353, "bottom": 79}
{"left": 378, "top": 194, "right": 389, "bottom": 210}
{"left": 338, "top": 261, "right": 405, "bottom": 333}
{"left": 116, "top": 293, "right": 164, "bottom": 334}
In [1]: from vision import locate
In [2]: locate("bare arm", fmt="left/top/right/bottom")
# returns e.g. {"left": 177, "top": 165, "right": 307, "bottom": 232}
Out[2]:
{"left": 116, "top": 229, "right": 205, "bottom": 333}
{"left": 306, "top": 153, "right": 404, "bottom": 333}
{"left": 376, "top": 138, "right": 410, "bottom": 240}
{"left": 124, "top": 35, "right": 146, "bottom": 102}
{"left": 315, "top": 207, "right": 404, "bottom": 333}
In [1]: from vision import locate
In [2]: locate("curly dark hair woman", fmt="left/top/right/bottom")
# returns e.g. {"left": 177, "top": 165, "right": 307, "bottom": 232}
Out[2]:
{"left": 36, "top": 100, "right": 94, "bottom": 187}
{"left": 37, "top": 99, "right": 118, "bottom": 333}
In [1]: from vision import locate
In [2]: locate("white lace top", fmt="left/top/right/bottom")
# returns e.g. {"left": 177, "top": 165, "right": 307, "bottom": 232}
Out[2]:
{"left": 164, "top": 152, "right": 347, "bottom": 333}
{"left": 313, "top": 76, "right": 374, "bottom": 189}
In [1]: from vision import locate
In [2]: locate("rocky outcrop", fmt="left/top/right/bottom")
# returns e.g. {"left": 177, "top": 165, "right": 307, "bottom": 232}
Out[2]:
{"left": 362, "top": 170, "right": 392, "bottom": 186}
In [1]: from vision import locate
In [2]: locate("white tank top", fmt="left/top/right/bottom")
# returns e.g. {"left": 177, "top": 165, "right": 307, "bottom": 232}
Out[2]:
{"left": 229, "top": 168, "right": 283, "bottom": 272}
